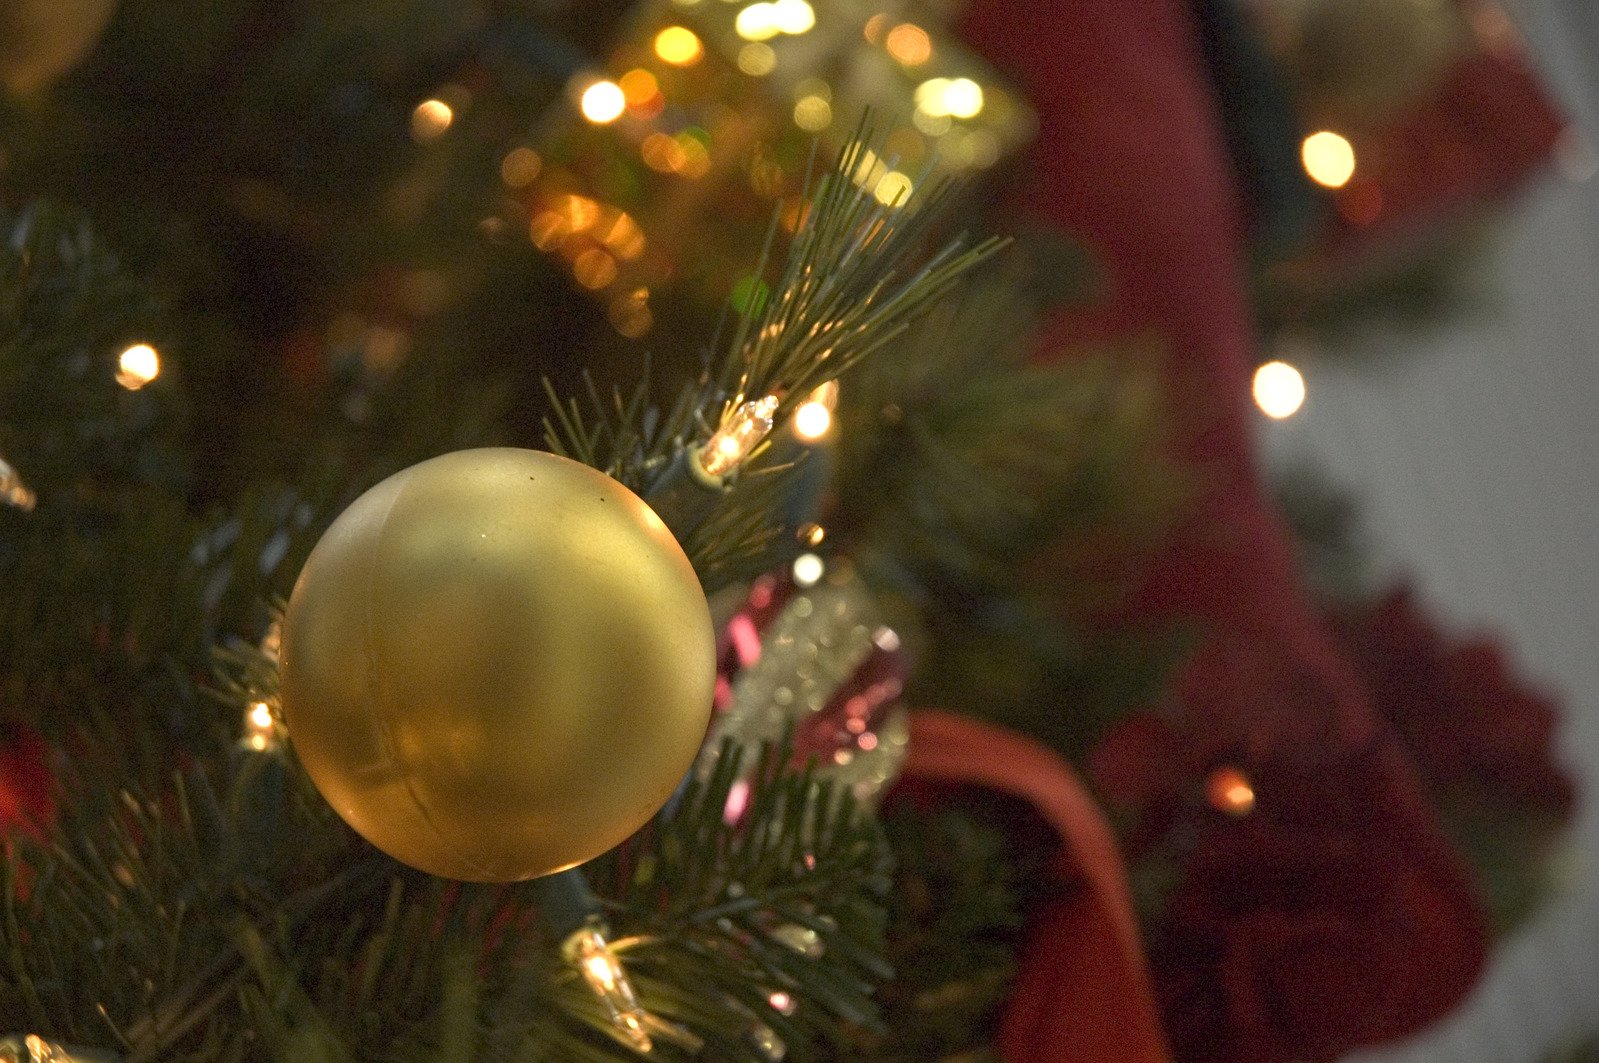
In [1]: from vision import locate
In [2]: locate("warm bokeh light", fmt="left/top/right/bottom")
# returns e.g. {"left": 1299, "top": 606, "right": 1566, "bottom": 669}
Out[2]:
{"left": 116, "top": 343, "right": 160, "bottom": 390}
{"left": 654, "top": 25, "right": 704, "bottom": 65}
{"left": 619, "top": 68, "right": 659, "bottom": 107}
{"left": 579, "top": 80, "right": 626, "bottom": 124}
{"left": 499, "top": 147, "right": 541, "bottom": 188}
{"left": 798, "top": 522, "right": 825, "bottom": 547}
{"left": 914, "top": 77, "right": 983, "bottom": 119}
{"left": 736, "top": 42, "right": 777, "bottom": 76}
{"left": 608, "top": 289, "right": 653, "bottom": 339}
{"left": 410, "top": 98, "right": 454, "bottom": 141}
{"left": 862, "top": 12, "right": 888, "bottom": 43}
{"left": 885, "top": 22, "right": 932, "bottom": 65}
{"left": 772, "top": 0, "right": 815, "bottom": 34}
{"left": 641, "top": 131, "right": 687, "bottom": 173}
{"left": 793, "top": 400, "right": 832, "bottom": 440}
{"left": 1302, "top": 130, "right": 1356, "bottom": 188}
{"left": 1253, "top": 360, "right": 1306, "bottom": 419}
{"left": 573, "top": 248, "right": 619, "bottom": 289}
{"left": 792, "top": 552, "right": 824, "bottom": 587}
{"left": 874, "top": 170, "right": 914, "bottom": 206}
{"left": 793, "top": 94, "right": 831, "bottom": 132}
{"left": 1205, "top": 766, "right": 1256, "bottom": 816}
{"left": 735, "top": 2, "right": 781, "bottom": 40}
{"left": 599, "top": 212, "right": 646, "bottom": 260}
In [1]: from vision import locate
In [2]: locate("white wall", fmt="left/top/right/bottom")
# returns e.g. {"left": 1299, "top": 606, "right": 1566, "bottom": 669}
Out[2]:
{"left": 1261, "top": 3, "right": 1599, "bottom": 1057}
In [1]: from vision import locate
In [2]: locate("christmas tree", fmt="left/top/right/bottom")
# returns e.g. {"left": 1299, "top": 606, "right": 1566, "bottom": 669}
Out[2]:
{"left": 0, "top": 1, "right": 1577, "bottom": 1061}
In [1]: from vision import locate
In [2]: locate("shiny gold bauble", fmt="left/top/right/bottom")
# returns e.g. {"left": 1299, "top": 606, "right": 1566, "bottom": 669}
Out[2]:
{"left": 280, "top": 448, "right": 715, "bottom": 881}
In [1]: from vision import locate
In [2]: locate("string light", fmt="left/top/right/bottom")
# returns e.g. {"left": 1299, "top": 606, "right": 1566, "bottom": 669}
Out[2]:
{"left": 698, "top": 396, "right": 778, "bottom": 478}
{"left": 579, "top": 80, "right": 626, "bottom": 124}
{"left": 771, "top": 0, "right": 816, "bottom": 34}
{"left": 797, "top": 522, "right": 825, "bottom": 547}
{"left": 410, "top": 99, "right": 454, "bottom": 141}
{"left": 737, "top": 43, "right": 778, "bottom": 76}
{"left": 562, "top": 924, "right": 701, "bottom": 1054}
{"left": 654, "top": 25, "right": 704, "bottom": 65}
{"left": 792, "top": 552, "right": 824, "bottom": 587}
{"left": 873, "top": 170, "right": 914, "bottom": 206}
{"left": 1252, "top": 360, "right": 1306, "bottom": 419}
{"left": 1205, "top": 766, "right": 1256, "bottom": 816}
{"left": 242, "top": 700, "right": 279, "bottom": 752}
{"left": 1301, "top": 131, "right": 1356, "bottom": 188}
{"left": 116, "top": 343, "right": 160, "bottom": 390}
{"left": 735, "top": 3, "right": 782, "bottom": 41}
{"left": 792, "top": 380, "right": 838, "bottom": 441}
{"left": 915, "top": 77, "right": 983, "bottom": 119}
{"left": 885, "top": 22, "right": 932, "bottom": 66}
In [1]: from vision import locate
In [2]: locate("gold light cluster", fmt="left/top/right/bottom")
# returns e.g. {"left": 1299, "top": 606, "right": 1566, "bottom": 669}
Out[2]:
{"left": 527, "top": 193, "right": 655, "bottom": 336}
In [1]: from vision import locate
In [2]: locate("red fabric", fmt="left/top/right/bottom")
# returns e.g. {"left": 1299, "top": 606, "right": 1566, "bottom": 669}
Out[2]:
{"left": 956, "top": 0, "right": 1492, "bottom": 1056}
{"left": 1320, "top": 43, "right": 1565, "bottom": 276}
{"left": 903, "top": 709, "right": 1172, "bottom": 1063}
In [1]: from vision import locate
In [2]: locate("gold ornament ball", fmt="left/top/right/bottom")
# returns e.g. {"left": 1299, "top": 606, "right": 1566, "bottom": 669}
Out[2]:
{"left": 279, "top": 448, "right": 715, "bottom": 881}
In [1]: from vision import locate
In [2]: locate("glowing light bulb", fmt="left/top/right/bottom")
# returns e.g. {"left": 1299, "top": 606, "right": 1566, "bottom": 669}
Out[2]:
{"left": 1253, "top": 360, "right": 1306, "bottom": 419}
{"left": 793, "top": 400, "right": 831, "bottom": 440}
{"left": 735, "top": 3, "right": 781, "bottom": 40}
{"left": 772, "top": 0, "right": 815, "bottom": 33}
{"left": 580, "top": 81, "right": 626, "bottom": 124}
{"left": 564, "top": 925, "right": 652, "bottom": 1052}
{"left": 792, "top": 552, "right": 824, "bottom": 587}
{"left": 654, "top": 25, "right": 704, "bottom": 65}
{"left": 1206, "top": 766, "right": 1256, "bottom": 816}
{"left": 885, "top": 22, "right": 932, "bottom": 65}
{"left": 116, "top": 343, "right": 160, "bottom": 390}
{"left": 700, "top": 396, "right": 779, "bottom": 478}
{"left": 410, "top": 99, "right": 454, "bottom": 141}
{"left": 942, "top": 78, "right": 984, "bottom": 118}
{"left": 798, "top": 522, "right": 825, "bottom": 547}
{"left": 1302, "top": 131, "right": 1356, "bottom": 188}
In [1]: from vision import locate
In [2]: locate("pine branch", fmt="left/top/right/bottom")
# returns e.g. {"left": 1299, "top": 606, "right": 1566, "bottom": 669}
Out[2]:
{"left": 2, "top": 726, "right": 892, "bottom": 1062}
{"left": 541, "top": 125, "right": 1005, "bottom": 588}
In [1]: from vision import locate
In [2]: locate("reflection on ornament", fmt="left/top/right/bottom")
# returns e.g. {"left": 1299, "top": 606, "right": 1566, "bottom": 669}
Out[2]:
{"left": 0, "top": 456, "right": 36, "bottom": 512}
{"left": 702, "top": 570, "right": 909, "bottom": 806}
{"left": 280, "top": 448, "right": 715, "bottom": 881}
{"left": 115, "top": 343, "right": 159, "bottom": 390}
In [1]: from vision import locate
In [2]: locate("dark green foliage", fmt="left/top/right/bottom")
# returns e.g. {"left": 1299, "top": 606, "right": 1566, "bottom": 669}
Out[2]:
{"left": 830, "top": 250, "right": 1190, "bottom": 760}
{"left": 1, "top": 731, "right": 890, "bottom": 1062}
